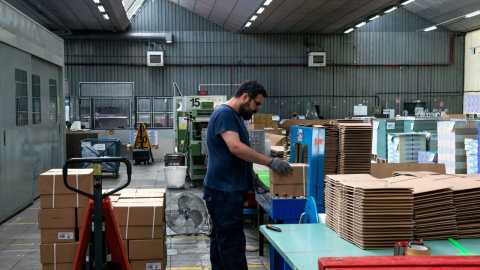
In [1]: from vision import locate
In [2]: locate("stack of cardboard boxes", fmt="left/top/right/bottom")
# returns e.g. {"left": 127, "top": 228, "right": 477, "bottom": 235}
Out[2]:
{"left": 38, "top": 168, "right": 93, "bottom": 270}
{"left": 112, "top": 188, "right": 167, "bottom": 270}
{"left": 250, "top": 114, "right": 279, "bottom": 130}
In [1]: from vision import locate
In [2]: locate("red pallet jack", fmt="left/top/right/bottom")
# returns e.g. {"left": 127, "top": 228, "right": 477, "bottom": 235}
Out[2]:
{"left": 63, "top": 157, "right": 132, "bottom": 270}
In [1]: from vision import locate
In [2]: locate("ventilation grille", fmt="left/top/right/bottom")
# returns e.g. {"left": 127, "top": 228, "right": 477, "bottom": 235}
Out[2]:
{"left": 147, "top": 51, "right": 164, "bottom": 67}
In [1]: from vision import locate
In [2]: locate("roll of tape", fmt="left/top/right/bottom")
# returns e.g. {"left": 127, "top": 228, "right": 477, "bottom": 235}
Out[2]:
{"left": 404, "top": 245, "right": 431, "bottom": 256}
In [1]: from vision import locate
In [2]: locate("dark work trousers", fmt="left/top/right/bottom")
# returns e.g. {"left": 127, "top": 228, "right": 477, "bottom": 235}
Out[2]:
{"left": 203, "top": 186, "right": 248, "bottom": 270}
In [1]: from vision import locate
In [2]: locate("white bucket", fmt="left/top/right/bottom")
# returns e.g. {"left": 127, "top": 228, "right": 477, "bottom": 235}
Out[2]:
{"left": 164, "top": 166, "right": 187, "bottom": 188}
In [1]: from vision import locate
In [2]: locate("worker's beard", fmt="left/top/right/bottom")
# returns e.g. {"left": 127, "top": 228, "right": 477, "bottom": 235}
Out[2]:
{"left": 239, "top": 101, "right": 256, "bottom": 120}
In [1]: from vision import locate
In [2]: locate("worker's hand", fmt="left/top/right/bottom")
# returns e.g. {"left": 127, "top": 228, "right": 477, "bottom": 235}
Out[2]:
{"left": 267, "top": 158, "right": 292, "bottom": 176}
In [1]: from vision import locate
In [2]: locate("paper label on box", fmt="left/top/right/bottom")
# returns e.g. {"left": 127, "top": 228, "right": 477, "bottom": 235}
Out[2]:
{"left": 94, "top": 144, "right": 105, "bottom": 151}
{"left": 410, "top": 123, "right": 414, "bottom": 130}
{"left": 449, "top": 122, "right": 455, "bottom": 130}
{"left": 386, "top": 122, "right": 395, "bottom": 130}
{"left": 297, "top": 129, "right": 303, "bottom": 142}
{"left": 429, "top": 154, "right": 435, "bottom": 162}
{"left": 373, "top": 121, "right": 379, "bottom": 130}
{"left": 58, "top": 232, "right": 74, "bottom": 240}
{"left": 272, "top": 116, "right": 280, "bottom": 121}
{"left": 146, "top": 262, "right": 162, "bottom": 269}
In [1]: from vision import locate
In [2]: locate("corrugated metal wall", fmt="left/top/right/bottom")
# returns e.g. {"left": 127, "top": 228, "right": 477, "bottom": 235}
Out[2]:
{"left": 65, "top": 0, "right": 464, "bottom": 119}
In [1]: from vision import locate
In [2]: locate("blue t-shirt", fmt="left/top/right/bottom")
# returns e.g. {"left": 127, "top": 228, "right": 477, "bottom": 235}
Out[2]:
{"left": 204, "top": 104, "right": 254, "bottom": 192}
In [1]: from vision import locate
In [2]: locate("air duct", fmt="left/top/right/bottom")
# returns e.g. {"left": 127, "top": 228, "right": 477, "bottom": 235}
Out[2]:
{"left": 64, "top": 32, "right": 173, "bottom": 43}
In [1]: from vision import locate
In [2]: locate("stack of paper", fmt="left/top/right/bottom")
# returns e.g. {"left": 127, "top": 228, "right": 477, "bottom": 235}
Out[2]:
{"left": 270, "top": 146, "right": 285, "bottom": 158}
{"left": 465, "top": 138, "right": 478, "bottom": 174}
{"left": 387, "top": 133, "right": 426, "bottom": 163}
{"left": 338, "top": 123, "right": 372, "bottom": 174}
{"left": 317, "top": 124, "right": 339, "bottom": 176}
{"left": 437, "top": 120, "right": 479, "bottom": 174}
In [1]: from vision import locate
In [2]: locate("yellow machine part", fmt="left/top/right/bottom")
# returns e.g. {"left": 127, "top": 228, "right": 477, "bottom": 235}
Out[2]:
{"left": 134, "top": 123, "right": 153, "bottom": 149}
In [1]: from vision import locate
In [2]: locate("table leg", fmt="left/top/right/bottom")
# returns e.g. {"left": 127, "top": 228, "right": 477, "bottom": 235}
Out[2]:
{"left": 259, "top": 204, "right": 264, "bottom": 256}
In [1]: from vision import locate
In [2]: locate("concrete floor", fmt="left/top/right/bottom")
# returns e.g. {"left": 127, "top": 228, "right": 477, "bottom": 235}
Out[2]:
{"left": 0, "top": 162, "right": 271, "bottom": 269}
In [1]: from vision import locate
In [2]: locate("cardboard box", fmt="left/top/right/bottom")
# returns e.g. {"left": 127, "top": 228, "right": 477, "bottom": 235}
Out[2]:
{"left": 269, "top": 163, "right": 308, "bottom": 184}
{"left": 41, "top": 228, "right": 76, "bottom": 243}
{"left": 113, "top": 201, "right": 164, "bottom": 226}
{"left": 136, "top": 188, "right": 166, "bottom": 195}
{"left": 122, "top": 239, "right": 128, "bottom": 257}
{"left": 270, "top": 182, "right": 307, "bottom": 197}
{"left": 38, "top": 169, "right": 93, "bottom": 195}
{"left": 118, "top": 225, "right": 165, "bottom": 240}
{"left": 248, "top": 123, "right": 265, "bottom": 130}
{"left": 442, "top": 114, "right": 466, "bottom": 120}
{"left": 38, "top": 209, "right": 75, "bottom": 229}
{"left": 265, "top": 133, "right": 286, "bottom": 146}
{"left": 129, "top": 239, "right": 165, "bottom": 260}
{"left": 40, "top": 194, "right": 90, "bottom": 209}
{"left": 370, "top": 163, "right": 446, "bottom": 179}
{"left": 40, "top": 242, "right": 79, "bottom": 264}
{"left": 42, "top": 263, "right": 74, "bottom": 270}
{"left": 76, "top": 208, "right": 87, "bottom": 229}
{"left": 130, "top": 259, "right": 165, "bottom": 270}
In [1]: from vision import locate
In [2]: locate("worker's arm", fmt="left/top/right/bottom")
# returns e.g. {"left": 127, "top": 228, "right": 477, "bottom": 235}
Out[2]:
{"left": 220, "top": 131, "right": 272, "bottom": 165}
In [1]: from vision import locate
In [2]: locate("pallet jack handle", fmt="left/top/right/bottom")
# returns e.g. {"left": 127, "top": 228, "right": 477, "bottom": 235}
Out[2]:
{"left": 62, "top": 157, "right": 132, "bottom": 199}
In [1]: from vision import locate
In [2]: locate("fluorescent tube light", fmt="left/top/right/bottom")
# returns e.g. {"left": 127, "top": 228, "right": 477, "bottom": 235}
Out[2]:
{"left": 424, "top": 26, "right": 437, "bottom": 31}
{"left": 344, "top": 28, "right": 354, "bottom": 34}
{"left": 103, "top": 14, "right": 109, "bottom": 20}
{"left": 251, "top": 15, "right": 258, "bottom": 21}
{"left": 465, "top": 11, "right": 480, "bottom": 18}
{"left": 369, "top": 15, "right": 380, "bottom": 21}
{"left": 356, "top": 22, "right": 366, "bottom": 28}
{"left": 93, "top": 0, "right": 100, "bottom": 3}
{"left": 264, "top": 0, "right": 273, "bottom": 6}
{"left": 385, "top": 7, "right": 397, "bottom": 13}
{"left": 401, "top": 0, "right": 415, "bottom": 5}
{"left": 245, "top": 22, "right": 252, "bottom": 27}
{"left": 257, "top": 7, "right": 265, "bottom": 14}
{"left": 98, "top": 4, "right": 105, "bottom": 12}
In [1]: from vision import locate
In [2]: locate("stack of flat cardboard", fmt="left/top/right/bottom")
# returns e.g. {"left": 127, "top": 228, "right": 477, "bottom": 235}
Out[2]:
{"left": 282, "top": 135, "right": 290, "bottom": 162}
{"left": 38, "top": 169, "right": 93, "bottom": 270}
{"left": 269, "top": 164, "right": 308, "bottom": 197}
{"left": 112, "top": 188, "right": 167, "bottom": 270}
{"left": 388, "top": 175, "right": 459, "bottom": 240}
{"left": 316, "top": 124, "right": 339, "bottom": 176}
{"left": 338, "top": 123, "right": 372, "bottom": 174}
{"left": 435, "top": 176, "right": 480, "bottom": 238}
{"left": 270, "top": 146, "right": 285, "bottom": 158}
{"left": 324, "top": 174, "right": 414, "bottom": 249}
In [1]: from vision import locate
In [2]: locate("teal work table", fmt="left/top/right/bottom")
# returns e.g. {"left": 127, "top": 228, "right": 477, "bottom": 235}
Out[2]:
{"left": 260, "top": 224, "right": 480, "bottom": 270}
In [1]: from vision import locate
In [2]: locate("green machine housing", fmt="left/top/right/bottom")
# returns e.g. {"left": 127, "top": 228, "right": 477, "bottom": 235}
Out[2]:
{"left": 177, "top": 102, "right": 215, "bottom": 180}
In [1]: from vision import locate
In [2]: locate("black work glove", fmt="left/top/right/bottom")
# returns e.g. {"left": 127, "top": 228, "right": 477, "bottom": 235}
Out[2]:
{"left": 267, "top": 158, "right": 293, "bottom": 176}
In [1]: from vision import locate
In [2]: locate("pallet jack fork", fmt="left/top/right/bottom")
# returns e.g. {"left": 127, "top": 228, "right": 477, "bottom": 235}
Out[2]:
{"left": 63, "top": 157, "right": 132, "bottom": 270}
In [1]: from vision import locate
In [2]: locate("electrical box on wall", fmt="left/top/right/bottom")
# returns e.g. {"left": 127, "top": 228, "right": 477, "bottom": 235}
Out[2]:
{"left": 147, "top": 51, "right": 164, "bottom": 66}
{"left": 308, "top": 52, "right": 326, "bottom": 67}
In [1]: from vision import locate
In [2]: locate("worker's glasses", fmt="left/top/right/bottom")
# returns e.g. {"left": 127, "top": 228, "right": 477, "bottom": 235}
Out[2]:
{"left": 249, "top": 95, "right": 263, "bottom": 109}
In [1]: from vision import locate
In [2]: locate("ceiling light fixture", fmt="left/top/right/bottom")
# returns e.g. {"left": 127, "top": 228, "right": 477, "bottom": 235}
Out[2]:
{"left": 385, "top": 7, "right": 397, "bottom": 13}
{"left": 465, "top": 10, "right": 480, "bottom": 18}
{"left": 257, "top": 7, "right": 265, "bottom": 14}
{"left": 424, "top": 26, "right": 437, "bottom": 31}
{"left": 356, "top": 22, "right": 366, "bottom": 28}
{"left": 251, "top": 15, "right": 258, "bottom": 21}
{"left": 245, "top": 22, "right": 252, "bottom": 27}
{"left": 401, "top": 0, "right": 415, "bottom": 5}
{"left": 344, "top": 28, "right": 354, "bottom": 34}
{"left": 98, "top": 4, "right": 105, "bottom": 12}
{"left": 369, "top": 15, "right": 380, "bottom": 21}
{"left": 93, "top": 0, "right": 100, "bottom": 3}
{"left": 103, "top": 14, "right": 109, "bottom": 20}
{"left": 264, "top": 0, "right": 273, "bottom": 6}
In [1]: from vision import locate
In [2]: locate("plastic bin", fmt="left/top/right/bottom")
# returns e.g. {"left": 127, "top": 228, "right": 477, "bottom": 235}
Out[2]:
{"left": 164, "top": 166, "right": 187, "bottom": 188}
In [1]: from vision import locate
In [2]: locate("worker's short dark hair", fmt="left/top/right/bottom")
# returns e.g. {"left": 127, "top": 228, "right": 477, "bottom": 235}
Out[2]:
{"left": 234, "top": 80, "right": 267, "bottom": 98}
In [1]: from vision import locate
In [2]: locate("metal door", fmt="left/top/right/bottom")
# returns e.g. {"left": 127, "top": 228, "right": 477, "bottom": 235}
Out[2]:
{"left": 0, "top": 43, "right": 6, "bottom": 222}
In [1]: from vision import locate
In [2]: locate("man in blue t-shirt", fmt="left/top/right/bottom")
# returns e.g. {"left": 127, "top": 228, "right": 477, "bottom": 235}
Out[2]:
{"left": 203, "top": 80, "right": 292, "bottom": 270}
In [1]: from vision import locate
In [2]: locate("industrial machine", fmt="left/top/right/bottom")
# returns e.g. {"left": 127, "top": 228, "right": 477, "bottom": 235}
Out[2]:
{"left": 132, "top": 123, "right": 154, "bottom": 165}
{"left": 175, "top": 95, "right": 226, "bottom": 181}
